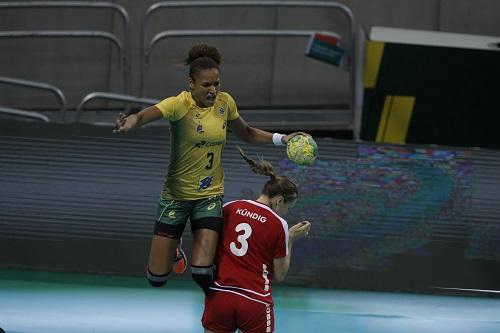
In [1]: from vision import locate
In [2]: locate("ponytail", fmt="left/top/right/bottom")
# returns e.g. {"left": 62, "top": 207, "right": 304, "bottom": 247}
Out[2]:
{"left": 237, "top": 147, "right": 298, "bottom": 203}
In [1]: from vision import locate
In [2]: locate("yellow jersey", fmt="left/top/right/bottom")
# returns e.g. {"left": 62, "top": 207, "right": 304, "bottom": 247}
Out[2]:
{"left": 155, "top": 91, "right": 239, "bottom": 200}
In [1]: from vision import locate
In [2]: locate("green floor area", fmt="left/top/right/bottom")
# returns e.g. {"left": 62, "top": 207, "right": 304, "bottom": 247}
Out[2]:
{"left": 0, "top": 269, "right": 170, "bottom": 289}
{"left": 1, "top": 269, "right": 499, "bottom": 333}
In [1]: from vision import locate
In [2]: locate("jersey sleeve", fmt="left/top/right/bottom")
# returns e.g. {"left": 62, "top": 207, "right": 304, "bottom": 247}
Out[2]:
{"left": 273, "top": 218, "right": 289, "bottom": 259}
{"left": 154, "top": 94, "right": 184, "bottom": 121}
{"left": 225, "top": 93, "right": 240, "bottom": 121}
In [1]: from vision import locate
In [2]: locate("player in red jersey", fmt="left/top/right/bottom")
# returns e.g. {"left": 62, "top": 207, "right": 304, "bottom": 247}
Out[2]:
{"left": 202, "top": 148, "right": 311, "bottom": 333}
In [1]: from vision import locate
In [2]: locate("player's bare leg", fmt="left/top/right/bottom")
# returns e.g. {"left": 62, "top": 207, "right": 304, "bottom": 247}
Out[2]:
{"left": 192, "top": 229, "right": 218, "bottom": 266}
{"left": 146, "top": 235, "right": 178, "bottom": 286}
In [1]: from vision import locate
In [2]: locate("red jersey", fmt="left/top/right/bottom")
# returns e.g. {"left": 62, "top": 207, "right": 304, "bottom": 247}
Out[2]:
{"left": 211, "top": 200, "right": 289, "bottom": 305}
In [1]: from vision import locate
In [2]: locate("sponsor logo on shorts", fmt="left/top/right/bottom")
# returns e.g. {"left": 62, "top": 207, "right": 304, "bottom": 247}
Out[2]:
{"left": 266, "top": 305, "right": 271, "bottom": 332}
{"left": 168, "top": 211, "right": 176, "bottom": 218}
{"left": 207, "top": 202, "right": 217, "bottom": 211}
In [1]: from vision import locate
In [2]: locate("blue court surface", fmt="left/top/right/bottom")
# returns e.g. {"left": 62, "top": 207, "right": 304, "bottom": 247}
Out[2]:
{"left": 0, "top": 270, "right": 499, "bottom": 333}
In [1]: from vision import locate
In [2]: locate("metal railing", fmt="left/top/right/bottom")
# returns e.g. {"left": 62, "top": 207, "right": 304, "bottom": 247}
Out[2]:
{"left": 0, "top": 76, "right": 66, "bottom": 122}
{"left": 140, "top": 1, "right": 358, "bottom": 135}
{"left": 0, "top": 106, "right": 50, "bottom": 122}
{"left": 0, "top": 1, "right": 131, "bottom": 95}
{"left": 145, "top": 29, "right": 341, "bottom": 66}
{"left": 74, "top": 92, "right": 160, "bottom": 123}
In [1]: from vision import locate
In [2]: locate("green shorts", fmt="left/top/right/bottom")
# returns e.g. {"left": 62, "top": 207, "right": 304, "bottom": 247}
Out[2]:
{"left": 154, "top": 195, "right": 223, "bottom": 239}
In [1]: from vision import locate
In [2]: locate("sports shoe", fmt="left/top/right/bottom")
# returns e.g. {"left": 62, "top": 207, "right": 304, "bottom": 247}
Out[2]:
{"left": 173, "top": 243, "right": 187, "bottom": 274}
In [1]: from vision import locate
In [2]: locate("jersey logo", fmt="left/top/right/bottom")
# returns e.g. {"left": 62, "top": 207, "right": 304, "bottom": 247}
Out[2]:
{"left": 194, "top": 140, "right": 224, "bottom": 148}
{"left": 218, "top": 106, "right": 225, "bottom": 116}
{"left": 194, "top": 140, "right": 207, "bottom": 148}
{"left": 196, "top": 124, "right": 204, "bottom": 133}
{"left": 199, "top": 176, "right": 213, "bottom": 191}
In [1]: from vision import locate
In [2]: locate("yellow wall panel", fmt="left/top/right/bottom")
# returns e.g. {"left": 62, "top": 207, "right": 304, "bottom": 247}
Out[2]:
{"left": 376, "top": 95, "right": 415, "bottom": 144}
{"left": 363, "top": 41, "right": 385, "bottom": 88}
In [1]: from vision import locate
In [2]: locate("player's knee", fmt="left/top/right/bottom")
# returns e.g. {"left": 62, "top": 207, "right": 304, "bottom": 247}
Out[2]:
{"left": 191, "top": 265, "right": 214, "bottom": 295}
{"left": 147, "top": 267, "right": 169, "bottom": 288}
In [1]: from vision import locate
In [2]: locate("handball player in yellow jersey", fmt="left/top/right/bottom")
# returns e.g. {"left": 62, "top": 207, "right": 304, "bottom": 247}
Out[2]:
{"left": 115, "top": 44, "right": 303, "bottom": 294}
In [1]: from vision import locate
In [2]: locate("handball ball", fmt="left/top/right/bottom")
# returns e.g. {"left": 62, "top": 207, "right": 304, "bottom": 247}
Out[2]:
{"left": 286, "top": 134, "right": 318, "bottom": 165}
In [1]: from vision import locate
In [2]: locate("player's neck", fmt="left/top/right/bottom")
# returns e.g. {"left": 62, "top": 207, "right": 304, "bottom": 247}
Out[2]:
{"left": 255, "top": 195, "right": 271, "bottom": 208}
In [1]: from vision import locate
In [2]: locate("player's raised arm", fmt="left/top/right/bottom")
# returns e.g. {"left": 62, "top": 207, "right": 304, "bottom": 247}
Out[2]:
{"left": 228, "top": 116, "right": 306, "bottom": 145}
{"left": 114, "top": 105, "right": 163, "bottom": 133}
{"left": 273, "top": 221, "right": 311, "bottom": 282}
{"left": 227, "top": 116, "right": 273, "bottom": 144}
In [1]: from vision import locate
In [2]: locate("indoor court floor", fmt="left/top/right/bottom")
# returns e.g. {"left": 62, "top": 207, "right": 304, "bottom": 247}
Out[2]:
{"left": 0, "top": 269, "right": 499, "bottom": 333}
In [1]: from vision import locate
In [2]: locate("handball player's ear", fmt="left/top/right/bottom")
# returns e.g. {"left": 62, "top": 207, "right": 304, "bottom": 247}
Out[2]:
{"left": 270, "top": 196, "right": 281, "bottom": 210}
{"left": 188, "top": 77, "right": 194, "bottom": 89}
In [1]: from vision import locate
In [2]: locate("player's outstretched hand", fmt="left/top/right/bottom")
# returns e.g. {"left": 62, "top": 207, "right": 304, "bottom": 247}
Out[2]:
{"left": 113, "top": 113, "right": 138, "bottom": 133}
{"left": 289, "top": 221, "right": 311, "bottom": 241}
{"left": 283, "top": 132, "right": 311, "bottom": 144}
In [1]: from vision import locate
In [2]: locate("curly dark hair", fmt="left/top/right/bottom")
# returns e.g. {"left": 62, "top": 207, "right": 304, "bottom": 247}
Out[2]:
{"left": 185, "top": 43, "right": 222, "bottom": 79}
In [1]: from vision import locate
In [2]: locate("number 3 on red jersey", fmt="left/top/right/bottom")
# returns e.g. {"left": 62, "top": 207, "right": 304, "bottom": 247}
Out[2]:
{"left": 230, "top": 223, "right": 252, "bottom": 256}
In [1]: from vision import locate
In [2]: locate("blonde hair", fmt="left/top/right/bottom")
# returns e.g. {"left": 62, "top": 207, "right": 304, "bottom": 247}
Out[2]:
{"left": 237, "top": 147, "right": 298, "bottom": 203}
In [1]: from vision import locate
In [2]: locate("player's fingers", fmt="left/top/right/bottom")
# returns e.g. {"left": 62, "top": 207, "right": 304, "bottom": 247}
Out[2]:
{"left": 298, "top": 225, "right": 310, "bottom": 234}
{"left": 291, "top": 222, "right": 310, "bottom": 235}
{"left": 289, "top": 224, "right": 302, "bottom": 234}
{"left": 297, "top": 221, "right": 310, "bottom": 228}
{"left": 116, "top": 113, "right": 126, "bottom": 122}
{"left": 298, "top": 229, "right": 309, "bottom": 238}
{"left": 289, "top": 131, "right": 309, "bottom": 138}
{"left": 298, "top": 222, "right": 311, "bottom": 234}
{"left": 284, "top": 131, "right": 310, "bottom": 144}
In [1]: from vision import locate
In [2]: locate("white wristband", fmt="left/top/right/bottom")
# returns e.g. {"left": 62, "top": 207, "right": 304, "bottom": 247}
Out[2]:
{"left": 272, "top": 133, "right": 285, "bottom": 146}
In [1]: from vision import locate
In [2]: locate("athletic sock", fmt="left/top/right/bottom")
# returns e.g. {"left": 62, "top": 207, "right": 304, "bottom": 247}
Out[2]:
{"left": 191, "top": 264, "right": 214, "bottom": 295}
{"left": 147, "top": 267, "right": 170, "bottom": 287}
